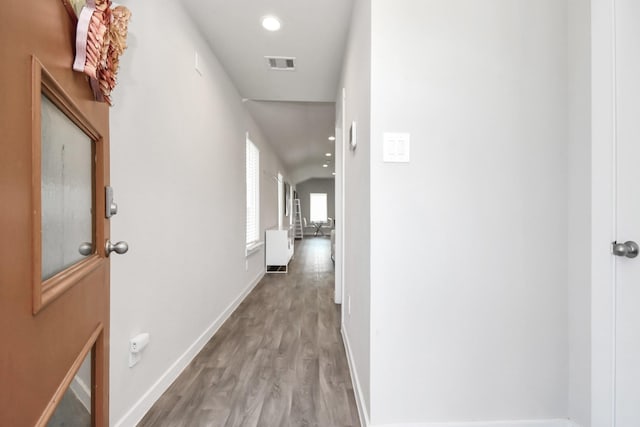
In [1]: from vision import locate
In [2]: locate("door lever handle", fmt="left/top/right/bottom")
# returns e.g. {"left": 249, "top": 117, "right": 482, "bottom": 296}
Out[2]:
{"left": 612, "top": 241, "right": 639, "bottom": 258}
{"left": 105, "top": 240, "right": 129, "bottom": 257}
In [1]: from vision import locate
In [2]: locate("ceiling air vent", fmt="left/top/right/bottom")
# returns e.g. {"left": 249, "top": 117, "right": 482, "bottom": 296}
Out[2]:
{"left": 265, "top": 56, "right": 296, "bottom": 71}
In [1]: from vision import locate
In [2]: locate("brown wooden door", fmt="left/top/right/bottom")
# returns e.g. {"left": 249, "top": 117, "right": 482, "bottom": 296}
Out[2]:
{"left": 1, "top": 1, "right": 111, "bottom": 426}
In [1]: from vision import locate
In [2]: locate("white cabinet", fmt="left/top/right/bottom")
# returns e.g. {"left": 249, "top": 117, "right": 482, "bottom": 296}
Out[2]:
{"left": 265, "top": 226, "right": 294, "bottom": 273}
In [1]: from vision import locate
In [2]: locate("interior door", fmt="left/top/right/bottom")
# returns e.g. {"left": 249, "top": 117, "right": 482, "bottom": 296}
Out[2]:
{"left": 615, "top": 1, "right": 640, "bottom": 425}
{"left": 0, "top": 1, "right": 113, "bottom": 426}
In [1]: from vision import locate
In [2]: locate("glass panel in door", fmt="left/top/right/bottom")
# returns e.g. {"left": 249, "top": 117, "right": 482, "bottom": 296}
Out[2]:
{"left": 40, "top": 94, "right": 94, "bottom": 280}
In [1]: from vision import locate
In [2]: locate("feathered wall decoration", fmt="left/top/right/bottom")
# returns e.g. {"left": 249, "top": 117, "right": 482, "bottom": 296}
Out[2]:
{"left": 63, "top": 0, "right": 131, "bottom": 105}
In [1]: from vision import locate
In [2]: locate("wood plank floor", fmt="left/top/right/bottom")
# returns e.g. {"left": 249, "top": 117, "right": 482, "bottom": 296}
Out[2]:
{"left": 138, "top": 237, "right": 360, "bottom": 427}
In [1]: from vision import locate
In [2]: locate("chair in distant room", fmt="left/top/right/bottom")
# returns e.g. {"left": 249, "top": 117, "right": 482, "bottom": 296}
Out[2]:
{"left": 320, "top": 217, "right": 334, "bottom": 237}
{"left": 311, "top": 218, "right": 324, "bottom": 236}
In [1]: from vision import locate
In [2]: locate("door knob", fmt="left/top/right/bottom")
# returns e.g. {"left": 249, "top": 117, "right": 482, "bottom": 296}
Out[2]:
{"left": 105, "top": 240, "right": 129, "bottom": 257}
{"left": 612, "top": 241, "right": 639, "bottom": 258}
{"left": 78, "top": 242, "right": 93, "bottom": 256}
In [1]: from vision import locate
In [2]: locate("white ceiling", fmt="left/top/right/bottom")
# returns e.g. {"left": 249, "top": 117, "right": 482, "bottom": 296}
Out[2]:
{"left": 245, "top": 101, "right": 336, "bottom": 180}
{"left": 181, "top": 0, "right": 353, "bottom": 181}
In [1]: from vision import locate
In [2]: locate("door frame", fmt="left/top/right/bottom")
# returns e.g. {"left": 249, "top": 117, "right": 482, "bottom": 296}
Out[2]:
{"left": 335, "top": 87, "right": 346, "bottom": 305}
{"left": 591, "top": 0, "right": 617, "bottom": 425}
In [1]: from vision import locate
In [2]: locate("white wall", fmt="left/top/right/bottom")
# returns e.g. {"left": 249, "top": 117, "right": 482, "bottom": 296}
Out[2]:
{"left": 339, "top": 0, "right": 372, "bottom": 422}
{"left": 109, "top": 1, "right": 287, "bottom": 424}
{"left": 567, "top": 1, "right": 591, "bottom": 426}
{"left": 369, "top": 1, "right": 569, "bottom": 424}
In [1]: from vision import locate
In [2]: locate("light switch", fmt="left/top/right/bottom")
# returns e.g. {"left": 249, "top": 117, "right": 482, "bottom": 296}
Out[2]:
{"left": 383, "top": 133, "right": 410, "bottom": 163}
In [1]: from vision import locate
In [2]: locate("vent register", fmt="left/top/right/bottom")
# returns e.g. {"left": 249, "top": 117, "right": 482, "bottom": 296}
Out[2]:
{"left": 265, "top": 56, "right": 296, "bottom": 70}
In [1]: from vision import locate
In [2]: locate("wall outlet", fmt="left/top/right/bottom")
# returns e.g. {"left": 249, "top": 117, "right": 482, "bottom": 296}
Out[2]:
{"left": 129, "top": 352, "right": 141, "bottom": 368}
{"left": 129, "top": 333, "right": 150, "bottom": 368}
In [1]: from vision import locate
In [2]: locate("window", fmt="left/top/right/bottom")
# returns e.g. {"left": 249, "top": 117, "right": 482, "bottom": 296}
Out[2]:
{"left": 246, "top": 137, "right": 259, "bottom": 245}
{"left": 309, "top": 193, "right": 327, "bottom": 223}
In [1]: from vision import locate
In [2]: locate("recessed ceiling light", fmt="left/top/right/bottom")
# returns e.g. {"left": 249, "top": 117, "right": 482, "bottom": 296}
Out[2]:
{"left": 322, "top": 164, "right": 328, "bottom": 168}
{"left": 328, "top": 136, "right": 336, "bottom": 141}
{"left": 332, "top": 172, "right": 336, "bottom": 176}
{"left": 261, "top": 15, "right": 281, "bottom": 31}
{"left": 325, "top": 153, "right": 332, "bottom": 157}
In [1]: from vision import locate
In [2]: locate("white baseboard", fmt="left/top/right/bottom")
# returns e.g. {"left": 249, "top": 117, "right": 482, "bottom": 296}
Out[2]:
{"left": 374, "top": 420, "right": 581, "bottom": 427}
{"left": 341, "top": 325, "right": 371, "bottom": 427}
{"left": 113, "top": 270, "right": 265, "bottom": 427}
{"left": 69, "top": 375, "right": 91, "bottom": 413}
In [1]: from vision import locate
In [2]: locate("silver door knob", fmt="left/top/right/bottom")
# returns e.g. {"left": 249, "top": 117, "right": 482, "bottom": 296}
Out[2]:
{"left": 105, "top": 240, "right": 129, "bottom": 257}
{"left": 612, "top": 241, "right": 639, "bottom": 258}
{"left": 78, "top": 242, "right": 93, "bottom": 256}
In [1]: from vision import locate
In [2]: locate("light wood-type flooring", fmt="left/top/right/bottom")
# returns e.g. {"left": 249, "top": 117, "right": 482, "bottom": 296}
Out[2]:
{"left": 138, "top": 237, "right": 360, "bottom": 427}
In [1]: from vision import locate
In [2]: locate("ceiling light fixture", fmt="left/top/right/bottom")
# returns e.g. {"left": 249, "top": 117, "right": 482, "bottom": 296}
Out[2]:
{"left": 261, "top": 15, "right": 281, "bottom": 31}
{"left": 328, "top": 136, "right": 336, "bottom": 141}
{"left": 325, "top": 153, "right": 332, "bottom": 157}
{"left": 322, "top": 164, "right": 328, "bottom": 168}
{"left": 332, "top": 172, "right": 336, "bottom": 176}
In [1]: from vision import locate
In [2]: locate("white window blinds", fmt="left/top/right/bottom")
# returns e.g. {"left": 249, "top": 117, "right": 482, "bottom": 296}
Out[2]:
{"left": 246, "top": 137, "right": 260, "bottom": 245}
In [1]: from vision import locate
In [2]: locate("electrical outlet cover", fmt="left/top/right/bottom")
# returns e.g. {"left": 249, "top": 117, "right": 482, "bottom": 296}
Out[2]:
{"left": 129, "top": 352, "right": 141, "bottom": 368}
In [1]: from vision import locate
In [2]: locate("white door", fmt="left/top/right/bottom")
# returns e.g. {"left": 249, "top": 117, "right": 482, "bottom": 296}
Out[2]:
{"left": 615, "top": 1, "right": 640, "bottom": 425}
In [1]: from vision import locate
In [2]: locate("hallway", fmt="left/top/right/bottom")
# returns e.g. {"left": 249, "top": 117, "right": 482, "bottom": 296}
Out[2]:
{"left": 138, "top": 237, "right": 360, "bottom": 427}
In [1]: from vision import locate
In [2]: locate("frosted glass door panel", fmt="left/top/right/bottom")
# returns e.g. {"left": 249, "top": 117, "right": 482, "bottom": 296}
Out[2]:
{"left": 41, "top": 95, "right": 93, "bottom": 280}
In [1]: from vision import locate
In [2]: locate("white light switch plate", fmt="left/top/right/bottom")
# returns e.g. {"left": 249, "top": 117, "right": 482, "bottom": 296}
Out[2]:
{"left": 383, "top": 133, "right": 410, "bottom": 162}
